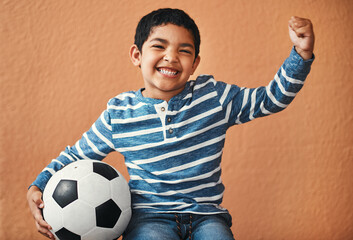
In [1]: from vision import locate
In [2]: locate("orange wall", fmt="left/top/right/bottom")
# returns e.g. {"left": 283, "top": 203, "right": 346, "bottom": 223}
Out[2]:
{"left": 1, "top": 0, "right": 353, "bottom": 239}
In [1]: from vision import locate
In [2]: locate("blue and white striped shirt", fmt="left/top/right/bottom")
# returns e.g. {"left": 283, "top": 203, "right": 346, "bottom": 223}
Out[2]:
{"left": 32, "top": 48, "right": 314, "bottom": 214}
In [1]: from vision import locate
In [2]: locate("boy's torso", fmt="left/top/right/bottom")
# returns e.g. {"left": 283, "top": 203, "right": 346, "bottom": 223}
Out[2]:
{"left": 108, "top": 75, "right": 231, "bottom": 214}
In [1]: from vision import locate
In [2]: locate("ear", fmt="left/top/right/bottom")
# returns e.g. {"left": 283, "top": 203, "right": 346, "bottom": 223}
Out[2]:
{"left": 129, "top": 44, "right": 142, "bottom": 67}
{"left": 190, "top": 55, "right": 201, "bottom": 75}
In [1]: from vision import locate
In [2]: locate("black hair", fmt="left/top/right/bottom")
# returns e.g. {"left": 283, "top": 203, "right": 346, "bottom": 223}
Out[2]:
{"left": 134, "top": 8, "right": 201, "bottom": 59}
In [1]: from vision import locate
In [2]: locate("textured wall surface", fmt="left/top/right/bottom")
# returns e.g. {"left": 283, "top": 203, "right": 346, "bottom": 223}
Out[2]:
{"left": 1, "top": 0, "right": 353, "bottom": 239}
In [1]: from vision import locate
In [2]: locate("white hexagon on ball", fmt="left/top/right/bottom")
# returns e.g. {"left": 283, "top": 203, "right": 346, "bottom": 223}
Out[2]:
{"left": 79, "top": 173, "right": 111, "bottom": 207}
{"left": 62, "top": 200, "right": 95, "bottom": 236}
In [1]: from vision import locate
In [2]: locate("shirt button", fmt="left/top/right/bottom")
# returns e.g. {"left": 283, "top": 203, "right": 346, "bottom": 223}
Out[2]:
{"left": 168, "top": 128, "right": 174, "bottom": 134}
{"left": 167, "top": 117, "right": 172, "bottom": 123}
{"left": 161, "top": 107, "right": 165, "bottom": 112}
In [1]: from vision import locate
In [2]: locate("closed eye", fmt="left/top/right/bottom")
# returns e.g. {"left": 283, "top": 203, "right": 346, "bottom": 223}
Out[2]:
{"left": 180, "top": 49, "right": 192, "bottom": 54}
{"left": 152, "top": 45, "right": 164, "bottom": 49}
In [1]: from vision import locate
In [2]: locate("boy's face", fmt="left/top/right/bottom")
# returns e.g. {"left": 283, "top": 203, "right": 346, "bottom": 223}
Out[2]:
{"left": 130, "top": 24, "right": 200, "bottom": 101}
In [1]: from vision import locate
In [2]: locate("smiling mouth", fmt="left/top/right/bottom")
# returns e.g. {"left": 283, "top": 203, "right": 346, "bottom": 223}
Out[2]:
{"left": 157, "top": 67, "right": 179, "bottom": 77}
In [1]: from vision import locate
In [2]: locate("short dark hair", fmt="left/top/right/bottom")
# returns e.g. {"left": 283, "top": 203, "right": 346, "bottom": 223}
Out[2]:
{"left": 134, "top": 8, "right": 201, "bottom": 59}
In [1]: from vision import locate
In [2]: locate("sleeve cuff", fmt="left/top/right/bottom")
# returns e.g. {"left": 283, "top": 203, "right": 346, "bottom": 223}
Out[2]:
{"left": 285, "top": 46, "right": 315, "bottom": 79}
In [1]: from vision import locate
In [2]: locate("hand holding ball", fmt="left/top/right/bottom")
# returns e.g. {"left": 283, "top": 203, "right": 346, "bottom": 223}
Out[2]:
{"left": 42, "top": 160, "right": 131, "bottom": 240}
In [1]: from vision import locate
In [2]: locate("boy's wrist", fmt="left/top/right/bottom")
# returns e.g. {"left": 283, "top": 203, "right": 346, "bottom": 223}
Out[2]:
{"left": 28, "top": 185, "right": 41, "bottom": 193}
{"left": 295, "top": 46, "right": 313, "bottom": 60}
{"left": 27, "top": 185, "right": 41, "bottom": 201}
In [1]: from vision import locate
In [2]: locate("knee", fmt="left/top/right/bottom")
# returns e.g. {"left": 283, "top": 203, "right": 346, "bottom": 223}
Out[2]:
{"left": 191, "top": 215, "right": 234, "bottom": 240}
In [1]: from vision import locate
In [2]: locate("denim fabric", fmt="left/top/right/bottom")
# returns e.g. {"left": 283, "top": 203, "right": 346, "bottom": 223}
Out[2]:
{"left": 123, "top": 212, "right": 234, "bottom": 240}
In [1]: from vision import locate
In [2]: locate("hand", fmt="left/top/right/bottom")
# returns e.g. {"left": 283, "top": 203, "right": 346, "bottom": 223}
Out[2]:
{"left": 27, "top": 186, "right": 55, "bottom": 239}
{"left": 288, "top": 16, "right": 315, "bottom": 60}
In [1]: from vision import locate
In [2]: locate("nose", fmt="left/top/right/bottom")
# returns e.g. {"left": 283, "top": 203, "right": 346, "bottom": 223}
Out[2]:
{"left": 163, "top": 49, "right": 178, "bottom": 63}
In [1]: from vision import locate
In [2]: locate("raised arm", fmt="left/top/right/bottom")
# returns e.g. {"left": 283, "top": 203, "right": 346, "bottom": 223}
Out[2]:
{"left": 217, "top": 16, "right": 315, "bottom": 126}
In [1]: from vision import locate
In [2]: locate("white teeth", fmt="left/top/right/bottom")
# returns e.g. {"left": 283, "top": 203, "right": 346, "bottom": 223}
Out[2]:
{"left": 158, "top": 68, "right": 178, "bottom": 75}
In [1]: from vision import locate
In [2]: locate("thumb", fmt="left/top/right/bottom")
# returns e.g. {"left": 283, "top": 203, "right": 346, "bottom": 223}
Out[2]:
{"left": 33, "top": 192, "right": 44, "bottom": 208}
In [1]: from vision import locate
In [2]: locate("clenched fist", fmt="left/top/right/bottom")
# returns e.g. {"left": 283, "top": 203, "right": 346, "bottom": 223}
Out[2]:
{"left": 288, "top": 16, "right": 315, "bottom": 60}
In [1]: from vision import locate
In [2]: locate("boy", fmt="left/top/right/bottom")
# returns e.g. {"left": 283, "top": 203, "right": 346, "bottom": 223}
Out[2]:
{"left": 27, "top": 8, "right": 314, "bottom": 240}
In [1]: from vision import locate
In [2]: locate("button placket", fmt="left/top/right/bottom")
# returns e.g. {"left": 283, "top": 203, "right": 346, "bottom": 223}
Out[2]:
{"left": 167, "top": 116, "right": 173, "bottom": 135}
{"left": 154, "top": 102, "right": 169, "bottom": 140}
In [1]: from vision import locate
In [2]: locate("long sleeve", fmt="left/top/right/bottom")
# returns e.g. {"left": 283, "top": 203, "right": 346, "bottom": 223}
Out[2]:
{"left": 215, "top": 47, "right": 314, "bottom": 127}
{"left": 30, "top": 109, "right": 116, "bottom": 192}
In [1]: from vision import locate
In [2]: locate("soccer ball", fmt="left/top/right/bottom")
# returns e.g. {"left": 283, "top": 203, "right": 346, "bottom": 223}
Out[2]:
{"left": 42, "top": 160, "right": 131, "bottom": 240}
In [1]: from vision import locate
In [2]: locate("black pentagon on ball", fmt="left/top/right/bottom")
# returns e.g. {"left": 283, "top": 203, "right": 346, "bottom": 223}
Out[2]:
{"left": 93, "top": 162, "right": 119, "bottom": 180}
{"left": 55, "top": 227, "right": 81, "bottom": 240}
{"left": 52, "top": 179, "right": 78, "bottom": 208}
{"left": 95, "top": 199, "right": 121, "bottom": 228}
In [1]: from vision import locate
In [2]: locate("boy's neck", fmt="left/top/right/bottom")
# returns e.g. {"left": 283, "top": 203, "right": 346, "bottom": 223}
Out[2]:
{"left": 141, "top": 87, "right": 185, "bottom": 102}
{"left": 141, "top": 89, "right": 177, "bottom": 102}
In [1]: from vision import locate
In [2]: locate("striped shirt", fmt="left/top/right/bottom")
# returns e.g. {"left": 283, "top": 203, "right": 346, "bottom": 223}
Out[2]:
{"left": 32, "top": 48, "right": 314, "bottom": 214}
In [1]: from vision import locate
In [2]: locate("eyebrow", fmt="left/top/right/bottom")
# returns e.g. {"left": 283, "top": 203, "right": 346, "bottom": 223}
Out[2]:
{"left": 149, "top": 38, "right": 194, "bottom": 49}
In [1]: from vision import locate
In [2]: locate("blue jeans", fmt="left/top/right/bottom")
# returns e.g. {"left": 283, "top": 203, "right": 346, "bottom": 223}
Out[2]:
{"left": 123, "top": 212, "right": 234, "bottom": 240}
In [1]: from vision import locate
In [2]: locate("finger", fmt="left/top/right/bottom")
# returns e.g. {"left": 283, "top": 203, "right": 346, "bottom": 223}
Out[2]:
{"left": 39, "top": 229, "right": 55, "bottom": 239}
{"left": 290, "top": 16, "right": 310, "bottom": 25}
{"left": 31, "top": 201, "right": 52, "bottom": 231}
{"left": 289, "top": 20, "right": 313, "bottom": 38}
{"left": 30, "top": 193, "right": 53, "bottom": 231}
{"left": 292, "top": 25, "right": 312, "bottom": 37}
{"left": 34, "top": 209, "right": 52, "bottom": 230}
{"left": 289, "top": 17, "right": 312, "bottom": 30}
{"left": 35, "top": 221, "right": 54, "bottom": 239}
{"left": 32, "top": 192, "right": 44, "bottom": 207}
